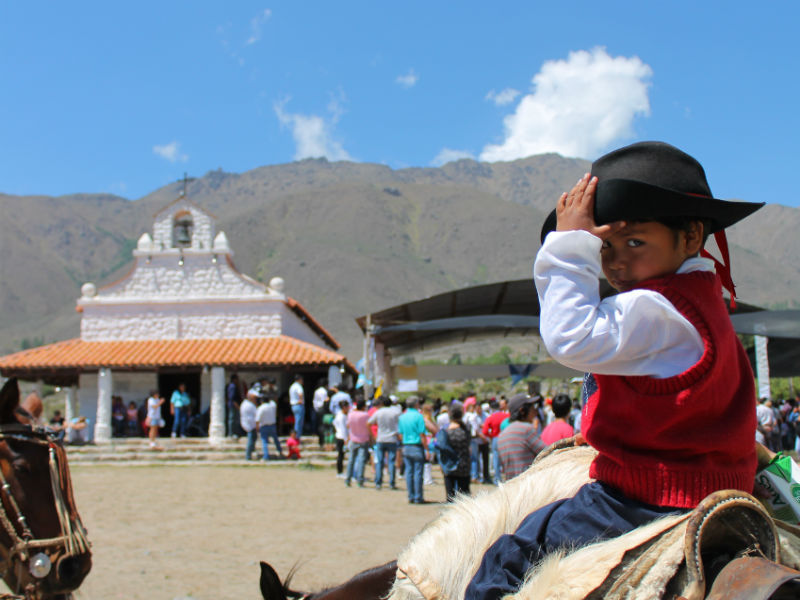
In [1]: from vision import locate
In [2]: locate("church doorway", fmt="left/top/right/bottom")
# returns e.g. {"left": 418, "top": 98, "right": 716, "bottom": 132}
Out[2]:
{"left": 158, "top": 371, "right": 202, "bottom": 435}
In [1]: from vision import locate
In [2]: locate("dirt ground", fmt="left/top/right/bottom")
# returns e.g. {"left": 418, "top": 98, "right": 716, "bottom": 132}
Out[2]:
{"left": 12, "top": 463, "right": 468, "bottom": 600}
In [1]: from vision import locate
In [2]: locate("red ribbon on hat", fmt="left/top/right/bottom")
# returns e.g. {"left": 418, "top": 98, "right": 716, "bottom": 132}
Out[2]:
{"left": 700, "top": 230, "right": 737, "bottom": 310}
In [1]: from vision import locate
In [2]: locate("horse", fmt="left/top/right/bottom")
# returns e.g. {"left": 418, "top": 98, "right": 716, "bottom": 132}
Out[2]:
{"left": 0, "top": 378, "right": 92, "bottom": 599}
{"left": 259, "top": 560, "right": 397, "bottom": 600}
{"left": 261, "top": 438, "right": 800, "bottom": 599}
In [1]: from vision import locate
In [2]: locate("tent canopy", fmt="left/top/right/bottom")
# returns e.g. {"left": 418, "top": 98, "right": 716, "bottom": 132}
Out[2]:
{"left": 356, "top": 279, "right": 800, "bottom": 376}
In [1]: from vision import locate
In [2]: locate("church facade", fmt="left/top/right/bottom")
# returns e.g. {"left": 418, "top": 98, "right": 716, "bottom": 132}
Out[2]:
{"left": 0, "top": 195, "right": 353, "bottom": 443}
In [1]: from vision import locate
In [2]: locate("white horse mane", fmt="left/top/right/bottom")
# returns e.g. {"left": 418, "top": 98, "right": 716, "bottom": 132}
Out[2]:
{"left": 390, "top": 445, "right": 599, "bottom": 599}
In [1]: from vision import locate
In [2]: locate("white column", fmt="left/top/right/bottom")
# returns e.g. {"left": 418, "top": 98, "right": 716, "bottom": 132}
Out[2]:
{"left": 754, "top": 334, "right": 771, "bottom": 400}
{"left": 64, "top": 385, "right": 78, "bottom": 422}
{"left": 94, "top": 368, "right": 113, "bottom": 443}
{"left": 208, "top": 367, "right": 226, "bottom": 446}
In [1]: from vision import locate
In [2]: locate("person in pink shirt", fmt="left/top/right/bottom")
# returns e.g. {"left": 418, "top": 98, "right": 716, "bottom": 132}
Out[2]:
{"left": 540, "top": 394, "right": 575, "bottom": 445}
{"left": 345, "top": 398, "right": 373, "bottom": 487}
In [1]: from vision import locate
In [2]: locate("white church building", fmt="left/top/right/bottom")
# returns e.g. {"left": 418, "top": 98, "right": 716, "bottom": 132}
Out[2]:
{"left": 0, "top": 195, "right": 353, "bottom": 443}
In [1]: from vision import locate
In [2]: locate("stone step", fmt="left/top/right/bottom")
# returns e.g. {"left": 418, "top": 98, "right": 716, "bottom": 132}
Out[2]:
{"left": 64, "top": 435, "right": 341, "bottom": 465}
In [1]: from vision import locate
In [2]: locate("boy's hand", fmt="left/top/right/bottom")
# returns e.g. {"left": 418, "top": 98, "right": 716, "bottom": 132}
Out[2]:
{"left": 556, "top": 173, "right": 625, "bottom": 240}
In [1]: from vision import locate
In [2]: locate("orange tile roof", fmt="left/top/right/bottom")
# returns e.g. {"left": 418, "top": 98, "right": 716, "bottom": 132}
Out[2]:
{"left": 0, "top": 336, "right": 354, "bottom": 374}
{"left": 286, "top": 297, "right": 340, "bottom": 349}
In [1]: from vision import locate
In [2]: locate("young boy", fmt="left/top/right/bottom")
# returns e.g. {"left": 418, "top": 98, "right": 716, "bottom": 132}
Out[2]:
{"left": 465, "top": 141, "right": 764, "bottom": 599}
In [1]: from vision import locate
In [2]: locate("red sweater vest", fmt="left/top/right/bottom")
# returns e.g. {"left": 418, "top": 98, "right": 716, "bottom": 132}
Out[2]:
{"left": 583, "top": 271, "right": 757, "bottom": 509}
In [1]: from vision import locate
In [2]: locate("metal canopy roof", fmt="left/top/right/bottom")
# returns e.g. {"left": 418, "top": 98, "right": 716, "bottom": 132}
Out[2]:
{"left": 356, "top": 279, "right": 800, "bottom": 376}
{"left": 356, "top": 278, "right": 766, "bottom": 355}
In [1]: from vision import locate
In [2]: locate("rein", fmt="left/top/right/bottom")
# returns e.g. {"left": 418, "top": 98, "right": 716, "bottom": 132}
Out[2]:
{"left": 0, "top": 424, "right": 90, "bottom": 598}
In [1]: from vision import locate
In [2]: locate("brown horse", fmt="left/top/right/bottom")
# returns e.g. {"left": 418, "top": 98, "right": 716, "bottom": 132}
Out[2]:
{"left": 259, "top": 560, "right": 397, "bottom": 600}
{"left": 0, "top": 378, "right": 92, "bottom": 599}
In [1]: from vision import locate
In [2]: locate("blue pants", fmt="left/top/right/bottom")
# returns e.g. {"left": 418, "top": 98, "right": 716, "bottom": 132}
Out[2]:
{"left": 245, "top": 429, "right": 257, "bottom": 460}
{"left": 470, "top": 438, "right": 481, "bottom": 481}
{"left": 259, "top": 424, "right": 282, "bottom": 460}
{"left": 374, "top": 441, "right": 398, "bottom": 488}
{"left": 465, "top": 482, "right": 688, "bottom": 600}
{"left": 491, "top": 437, "right": 502, "bottom": 484}
{"left": 402, "top": 444, "right": 425, "bottom": 503}
{"left": 291, "top": 403, "right": 305, "bottom": 437}
{"left": 172, "top": 406, "right": 188, "bottom": 436}
{"left": 346, "top": 441, "right": 370, "bottom": 485}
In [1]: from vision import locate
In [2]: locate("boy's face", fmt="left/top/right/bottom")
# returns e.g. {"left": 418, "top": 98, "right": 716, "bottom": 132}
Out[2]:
{"left": 600, "top": 221, "right": 701, "bottom": 292}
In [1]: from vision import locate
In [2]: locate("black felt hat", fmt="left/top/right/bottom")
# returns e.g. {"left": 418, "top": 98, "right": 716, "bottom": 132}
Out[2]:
{"left": 539, "top": 141, "right": 764, "bottom": 243}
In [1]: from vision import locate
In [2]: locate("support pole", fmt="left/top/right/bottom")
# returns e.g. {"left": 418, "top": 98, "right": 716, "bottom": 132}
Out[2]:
{"left": 208, "top": 366, "right": 226, "bottom": 446}
{"left": 363, "top": 314, "right": 373, "bottom": 402}
{"left": 65, "top": 385, "right": 78, "bottom": 423}
{"left": 94, "top": 368, "right": 113, "bottom": 443}
{"left": 754, "top": 334, "right": 771, "bottom": 400}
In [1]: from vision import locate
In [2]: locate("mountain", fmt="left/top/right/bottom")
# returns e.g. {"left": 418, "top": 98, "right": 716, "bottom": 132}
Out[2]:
{"left": 1, "top": 155, "right": 798, "bottom": 359}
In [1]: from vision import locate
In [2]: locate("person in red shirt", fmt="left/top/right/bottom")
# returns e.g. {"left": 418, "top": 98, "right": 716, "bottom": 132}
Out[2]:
{"left": 286, "top": 429, "right": 302, "bottom": 459}
{"left": 540, "top": 394, "right": 574, "bottom": 445}
{"left": 481, "top": 398, "right": 509, "bottom": 485}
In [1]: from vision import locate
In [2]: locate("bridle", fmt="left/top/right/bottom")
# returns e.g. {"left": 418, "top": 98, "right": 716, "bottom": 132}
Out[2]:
{"left": 0, "top": 424, "right": 90, "bottom": 599}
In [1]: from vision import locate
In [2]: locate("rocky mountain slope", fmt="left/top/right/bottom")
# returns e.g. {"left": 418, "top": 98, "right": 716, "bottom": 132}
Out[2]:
{"left": 1, "top": 155, "right": 797, "bottom": 358}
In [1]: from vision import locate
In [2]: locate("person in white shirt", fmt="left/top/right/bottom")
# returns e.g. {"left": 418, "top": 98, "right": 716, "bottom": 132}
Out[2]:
{"left": 311, "top": 380, "right": 329, "bottom": 448}
{"left": 256, "top": 394, "right": 282, "bottom": 460}
{"left": 289, "top": 375, "right": 305, "bottom": 438}
{"left": 368, "top": 397, "right": 402, "bottom": 490}
{"left": 329, "top": 385, "right": 352, "bottom": 416}
{"left": 240, "top": 392, "right": 258, "bottom": 461}
{"left": 332, "top": 400, "right": 350, "bottom": 478}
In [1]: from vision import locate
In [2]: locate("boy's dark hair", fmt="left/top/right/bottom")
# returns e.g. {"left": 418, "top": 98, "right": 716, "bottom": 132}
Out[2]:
{"left": 355, "top": 398, "right": 366, "bottom": 410}
{"left": 552, "top": 394, "right": 572, "bottom": 419}
{"left": 382, "top": 396, "right": 392, "bottom": 407}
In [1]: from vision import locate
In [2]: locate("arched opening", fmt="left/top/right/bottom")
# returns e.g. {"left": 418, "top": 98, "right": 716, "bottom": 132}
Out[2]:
{"left": 173, "top": 210, "right": 194, "bottom": 248}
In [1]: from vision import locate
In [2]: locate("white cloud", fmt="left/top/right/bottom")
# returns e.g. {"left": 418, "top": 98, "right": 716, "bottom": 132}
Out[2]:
{"left": 396, "top": 69, "right": 418, "bottom": 89}
{"left": 431, "top": 148, "right": 475, "bottom": 166}
{"left": 246, "top": 9, "right": 272, "bottom": 45}
{"left": 480, "top": 47, "right": 652, "bottom": 162}
{"left": 153, "top": 141, "right": 188, "bottom": 163}
{"left": 274, "top": 98, "right": 352, "bottom": 161}
{"left": 486, "top": 88, "right": 520, "bottom": 106}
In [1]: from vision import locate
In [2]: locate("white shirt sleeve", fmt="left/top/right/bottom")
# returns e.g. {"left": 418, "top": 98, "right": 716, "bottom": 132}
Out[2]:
{"left": 533, "top": 230, "right": 707, "bottom": 379}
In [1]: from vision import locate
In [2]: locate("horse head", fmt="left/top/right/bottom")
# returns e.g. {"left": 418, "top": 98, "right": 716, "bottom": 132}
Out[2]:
{"left": 259, "top": 559, "right": 397, "bottom": 600}
{"left": 0, "top": 378, "right": 91, "bottom": 599}
{"left": 259, "top": 561, "right": 305, "bottom": 600}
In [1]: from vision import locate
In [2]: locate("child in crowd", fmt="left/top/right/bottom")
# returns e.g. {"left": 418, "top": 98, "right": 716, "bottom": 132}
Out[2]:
{"left": 126, "top": 401, "right": 140, "bottom": 436}
{"left": 286, "top": 429, "right": 302, "bottom": 459}
{"left": 146, "top": 391, "right": 165, "bottom": 449}
{"left": 466, "top": 141, "right": 764, "bottom": 599}
{"left": 539, "top": 394, "right": 574, "bottom": 445}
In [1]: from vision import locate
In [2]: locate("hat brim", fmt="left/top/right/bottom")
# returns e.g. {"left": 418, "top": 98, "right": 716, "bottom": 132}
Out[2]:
{"left": 540, "top": 179, "right": 764, "bottom": 243}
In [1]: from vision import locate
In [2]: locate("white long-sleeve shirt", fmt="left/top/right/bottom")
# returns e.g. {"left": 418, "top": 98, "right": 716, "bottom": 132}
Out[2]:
{"left": 533, "top": 230, "right": 712, "bottom": 379}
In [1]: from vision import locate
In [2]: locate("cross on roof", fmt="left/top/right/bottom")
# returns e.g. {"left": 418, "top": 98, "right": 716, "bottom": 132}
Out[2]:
{"left": 178, "top": 172, "right": 197, "bottom": 197}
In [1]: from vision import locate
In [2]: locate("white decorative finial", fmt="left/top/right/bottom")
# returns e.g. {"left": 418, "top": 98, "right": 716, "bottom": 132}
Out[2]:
{"left": 213, "top": 231, "right": 230, "bottom": 251}
{"left": 81, "top": 283, "right": 97, "bottom": 298}
{"left": 269, "top": 277, "right": 285, "bottom": 293}
{"left": 137, "top": 233, "right": 153, "bottom": 251}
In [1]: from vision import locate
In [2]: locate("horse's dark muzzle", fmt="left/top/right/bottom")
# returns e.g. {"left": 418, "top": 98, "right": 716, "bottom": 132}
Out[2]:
{"left": 55, "top": 552, "right": 92, "bottom": 589}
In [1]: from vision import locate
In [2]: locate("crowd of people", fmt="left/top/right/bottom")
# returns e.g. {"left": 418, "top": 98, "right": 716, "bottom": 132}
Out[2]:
{"left": 318, "top": 384, "right": 583, "bottom": 505}
{"left": 755, "top": 395, "right": 800, "bottom": 453}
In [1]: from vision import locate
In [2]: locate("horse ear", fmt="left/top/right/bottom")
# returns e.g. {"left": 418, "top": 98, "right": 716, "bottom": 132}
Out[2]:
{"left": 0, "top": 379, "right": 20, "bottom": 424}
{"left": 259, "top": 561, "right": 288, "bottom": 600}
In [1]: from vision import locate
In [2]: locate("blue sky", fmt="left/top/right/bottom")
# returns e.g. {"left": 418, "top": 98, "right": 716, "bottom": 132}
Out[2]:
{"left": 1, "top": 2, "right": 797, "bottom": 206}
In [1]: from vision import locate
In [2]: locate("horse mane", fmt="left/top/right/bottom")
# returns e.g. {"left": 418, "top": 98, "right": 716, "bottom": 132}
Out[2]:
{"left": 389, "top": 445, "right": 598, "bottom": 600}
